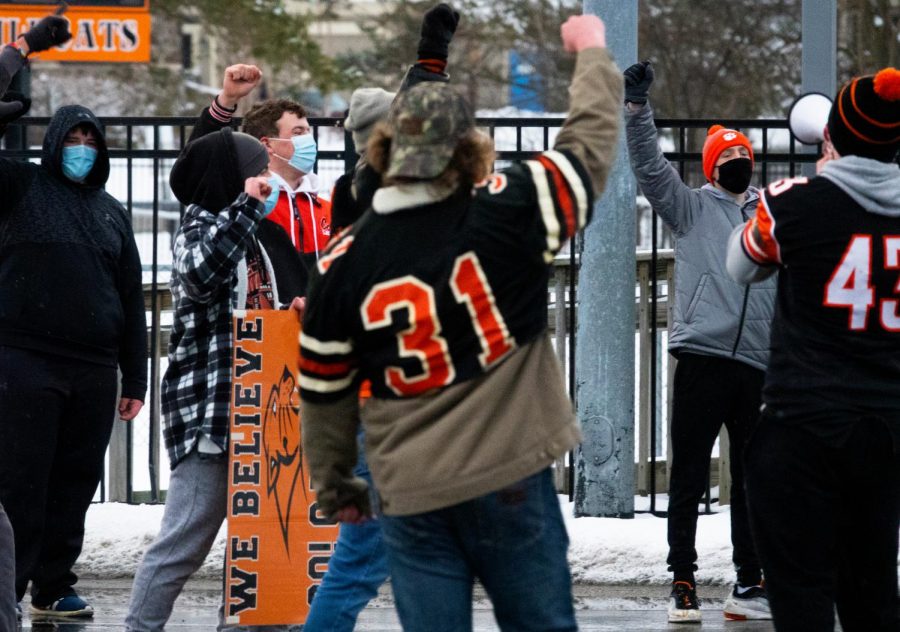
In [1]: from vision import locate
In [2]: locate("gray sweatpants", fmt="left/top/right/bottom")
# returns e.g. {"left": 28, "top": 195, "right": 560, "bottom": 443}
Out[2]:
{"left": 124, "top": 451, "right": 296, "bottom": 632}
{"left": 0, "top": 502, "right": 15, "bottom": 632}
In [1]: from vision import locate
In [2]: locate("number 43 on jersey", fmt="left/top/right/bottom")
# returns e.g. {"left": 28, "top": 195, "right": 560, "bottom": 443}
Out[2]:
{"left": 825, "top": 235, "right": 900, "bottom": 331}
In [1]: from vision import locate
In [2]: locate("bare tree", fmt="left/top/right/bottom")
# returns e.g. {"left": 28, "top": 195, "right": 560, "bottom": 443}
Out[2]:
{"left": 639, "top": 0, "right": 801, "bottom": 119}
{"left": 340, "top": 0, "right": 579, "bottom": 111}
{"left": 838, "top": 0, "right": 899, "bottom": 75}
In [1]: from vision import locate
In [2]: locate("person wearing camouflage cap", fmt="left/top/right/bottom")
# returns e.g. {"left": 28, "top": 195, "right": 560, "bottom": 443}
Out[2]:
{"left": 300, "top": 12, "right": 622, "bottom": 631}
{"left": 304, "top": 4, "right": 461, "bottom": 631}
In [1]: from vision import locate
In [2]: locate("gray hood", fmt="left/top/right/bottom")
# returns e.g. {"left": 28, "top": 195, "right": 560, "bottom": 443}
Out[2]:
{"left": 821, "top": 156, "right": 900, "bottom": 217}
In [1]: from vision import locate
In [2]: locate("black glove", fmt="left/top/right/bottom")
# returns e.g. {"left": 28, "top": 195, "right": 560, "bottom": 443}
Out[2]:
{"left": 22, "top": 15, "right": 71, "bottom": 53}
{"left": 623, "top": 60, "right": 654, "bottom": 105}
{"left": 417, "top": 3, "right": 460, "bottom": 62}
{"left": 318, "top": 476, "right": 373, "bottom": 522}
{"left": 0, "top": 95, "right": 29, "bottom": 123}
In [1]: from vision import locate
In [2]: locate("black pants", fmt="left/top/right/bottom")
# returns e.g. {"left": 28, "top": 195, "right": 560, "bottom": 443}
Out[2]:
{"left": 0, "top": 346, "right": 117, "bottom": 605}
{"left": 0, "top": 502, "right": 15, "bottom": 632}
{"left": 745, "top": 413, "right": 900, "bottom": 632}
{"left": 666, "top": 353, "right": 763, "bottom": 584}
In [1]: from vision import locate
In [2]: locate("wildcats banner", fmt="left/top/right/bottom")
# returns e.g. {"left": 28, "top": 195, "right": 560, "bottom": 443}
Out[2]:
{"left": 227, "top": 309, "right": 339, "bottom": 626}
{"left": 0, "top": 1, "right": 151, "bottom": 62}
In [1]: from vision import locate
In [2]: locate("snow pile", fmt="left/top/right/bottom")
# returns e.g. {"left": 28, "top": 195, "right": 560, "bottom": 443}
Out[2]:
{"left": 76, "top": 497, "right": 900, "bottom": 586}
{"left": 76, "top": 503, "right": 226, "bottom": 579}
{"left": 564, "top": 506, "right": 734, "bottom": 585}
{"left": 76, "top": 498, "right": 735, "bottom": 585}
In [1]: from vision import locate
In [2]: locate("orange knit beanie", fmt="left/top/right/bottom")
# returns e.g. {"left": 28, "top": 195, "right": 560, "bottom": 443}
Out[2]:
{"left": 702, "top": 125, "right": 754, "bottom": 182}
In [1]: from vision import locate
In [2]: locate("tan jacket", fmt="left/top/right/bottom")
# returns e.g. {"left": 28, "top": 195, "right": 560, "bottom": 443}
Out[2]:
{"left": 302, "top": 47, "right": 623, "bottom": 517}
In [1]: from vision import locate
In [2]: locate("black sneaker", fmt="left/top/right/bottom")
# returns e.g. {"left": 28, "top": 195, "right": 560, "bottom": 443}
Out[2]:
{"left": 30, "top": 594, "right": 94, "bottom": 619}
{"left": 723, "top": 583, "right": 772, "bottom": 620}
{"left": 668, "top": 580, "right": 702, "bottom": 623}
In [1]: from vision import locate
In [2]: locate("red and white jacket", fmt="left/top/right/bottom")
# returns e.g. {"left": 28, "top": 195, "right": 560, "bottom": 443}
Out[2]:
{"left": 266, "top": 172, "right": 332, "bottom": 267}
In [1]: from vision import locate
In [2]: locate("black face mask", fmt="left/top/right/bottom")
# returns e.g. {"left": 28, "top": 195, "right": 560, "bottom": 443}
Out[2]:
{"left": 716, "top": 157, "right": 753, "bottom": 194}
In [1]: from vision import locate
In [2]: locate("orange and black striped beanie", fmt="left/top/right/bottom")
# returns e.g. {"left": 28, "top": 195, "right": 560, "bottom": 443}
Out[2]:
{"left": 827, "top": 67, "right": 900, "bottom": 162}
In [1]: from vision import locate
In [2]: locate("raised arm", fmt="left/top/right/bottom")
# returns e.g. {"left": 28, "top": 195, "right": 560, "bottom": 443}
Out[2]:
{"left": 0, "top": 10, "right": 71, "bottom": 100}
{"left": 623, "top": 62, "right": 703, "bottom": 236}
{"left": 0, "top": 11, "right": 71, "bottom": 197}
{"left": 335, "top": 4, "right": 460, "bottom": 230}
{"left": 553, "top": 14, "right": 622, "bottom": 198}
{"left": 187, "top": 64, "right": 263, "bottom": 144}
{"left": 397, "top": 3, "right": 459, "bottom": 94}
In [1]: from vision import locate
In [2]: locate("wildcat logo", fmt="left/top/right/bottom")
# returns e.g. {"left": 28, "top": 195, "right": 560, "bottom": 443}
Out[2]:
{"left": 262, "top": 366, "right": 306, "bottom": 557}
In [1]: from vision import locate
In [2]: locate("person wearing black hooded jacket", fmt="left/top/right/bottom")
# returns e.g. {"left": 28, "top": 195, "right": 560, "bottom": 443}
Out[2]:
{"left": 125, "top": 122, "right": 304, "bottom": 632}
{"left": 0, "top": 12, "right": 147, "bottom": 620}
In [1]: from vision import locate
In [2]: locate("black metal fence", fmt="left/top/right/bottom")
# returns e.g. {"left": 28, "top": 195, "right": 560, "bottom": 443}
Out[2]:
{"left": 0, "top": 115, "right": 816, "bottom": 505}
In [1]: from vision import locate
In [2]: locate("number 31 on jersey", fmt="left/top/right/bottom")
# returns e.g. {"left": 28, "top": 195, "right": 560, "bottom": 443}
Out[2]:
{"left": 361, "top": 251, "right": 516, "bottom": 396}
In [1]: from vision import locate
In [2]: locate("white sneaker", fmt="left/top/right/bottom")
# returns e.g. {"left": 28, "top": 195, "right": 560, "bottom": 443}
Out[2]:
{"left": 668, "top": 581, "right": 702, "bottom": 624}
{"left": 723, "top": 584, "right": 772, "bottom": 621}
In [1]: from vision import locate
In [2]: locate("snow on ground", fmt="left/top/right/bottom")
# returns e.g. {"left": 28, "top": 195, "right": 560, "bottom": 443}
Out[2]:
{"left": 76, "top": 496, "right": 738, "bottom": 585}
{"left": 76, "top": 495, "right": 900, "bottom": 586}
{"left": 563, "top": 500, "right": 734, "bottom": 586}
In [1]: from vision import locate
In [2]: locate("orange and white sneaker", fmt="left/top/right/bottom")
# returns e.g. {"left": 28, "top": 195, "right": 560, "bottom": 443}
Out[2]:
{"left": 723, "top": 583, "right": 772, "bottom": 620}
{"left": 668, "top": 580, "right": 702, "bottom": 623}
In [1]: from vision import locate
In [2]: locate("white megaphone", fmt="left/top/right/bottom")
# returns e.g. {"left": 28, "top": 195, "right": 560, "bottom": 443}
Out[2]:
{"left": 788, "top": 92, "right": 834, "bottom": 145}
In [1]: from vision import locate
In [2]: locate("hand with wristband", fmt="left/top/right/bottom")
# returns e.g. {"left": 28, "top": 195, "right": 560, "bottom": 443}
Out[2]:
{"left": 19, "top": 4, "right": 72, "bottom": 55}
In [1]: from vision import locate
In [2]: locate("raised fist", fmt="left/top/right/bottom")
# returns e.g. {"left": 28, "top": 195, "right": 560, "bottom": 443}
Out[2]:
{"left": 220, "top": 64, "right": 263, "bottom": 108}
{"left": 22, "top": 15, "right": 71, "bottom": 53}
{"left": 560, "top": 15, "right": 606, "bottom": 54}
{"left": 418, "top": 3, "right": 461, "bottom": 62}
{"left": 245, "top": 175, "right": 272, "bottom": 203}
{"left": 623, "top": 61, "right": 654, "bottom": 104}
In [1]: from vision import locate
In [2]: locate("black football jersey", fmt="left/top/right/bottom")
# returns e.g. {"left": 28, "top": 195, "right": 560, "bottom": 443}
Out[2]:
{"left": 741, "top": 174, "right": 900, "bottom": 439}
{"left": 299, "top": 149, "right": 592, "bottom": 403}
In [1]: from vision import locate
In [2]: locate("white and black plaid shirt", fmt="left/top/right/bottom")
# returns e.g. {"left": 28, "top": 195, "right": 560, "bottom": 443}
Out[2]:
{"left": 161, "top": 193, "right": 264, "bottom": 467}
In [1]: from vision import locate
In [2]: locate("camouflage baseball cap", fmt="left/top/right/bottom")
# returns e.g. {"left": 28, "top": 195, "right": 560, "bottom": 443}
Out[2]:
{"left": 386, "top": 82, "right": 475, "bottom": 180}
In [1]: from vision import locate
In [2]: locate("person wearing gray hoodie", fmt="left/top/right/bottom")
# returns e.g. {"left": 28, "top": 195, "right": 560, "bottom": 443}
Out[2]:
{"left": 623, "top": 61, "right": 776, "bottom": 623}
{"left": 727, "top": 68, "right": 900, "bottom": 632}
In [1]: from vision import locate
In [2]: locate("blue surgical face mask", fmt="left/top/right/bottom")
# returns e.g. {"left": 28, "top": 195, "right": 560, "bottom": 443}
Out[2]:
{"left": 272, "top": 134, "right": 317, "bottom": 174}
{"left": 62, "top": 145, "right": 97, "bottom": 182}
{"left": 263, "top": 178, "right": 280, "bottom": 217}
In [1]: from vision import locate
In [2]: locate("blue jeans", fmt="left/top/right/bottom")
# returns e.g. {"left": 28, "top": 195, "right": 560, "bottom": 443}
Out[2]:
{"left": 303, "top": 436, "right": 389, "bottom": 632}
{"left": 380, "top": 468, "right": 576, "bottom": 632}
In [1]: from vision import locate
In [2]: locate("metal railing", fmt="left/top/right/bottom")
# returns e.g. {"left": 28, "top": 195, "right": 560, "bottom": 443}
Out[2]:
{"left": 0, "top": 115, "right": 816, "bottom": 505}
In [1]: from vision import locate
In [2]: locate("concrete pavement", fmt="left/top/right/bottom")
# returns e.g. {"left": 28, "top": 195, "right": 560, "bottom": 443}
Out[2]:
{"left": 17, "top": 579, "right": 789, "bottom": 631}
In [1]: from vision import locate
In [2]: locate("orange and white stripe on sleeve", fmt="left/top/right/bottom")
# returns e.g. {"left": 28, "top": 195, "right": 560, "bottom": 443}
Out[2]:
{"left": 298, "top": 331, "right": 358, "bottom": 403}
{"left": 741, "top": 195, "right": 782, "bottom": 266}
{"left": 524, "top": 149, "right": 592, "bottom": 263}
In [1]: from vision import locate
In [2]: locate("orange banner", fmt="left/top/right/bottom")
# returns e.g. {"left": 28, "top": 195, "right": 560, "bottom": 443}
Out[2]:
{"left": 226, "top": 309, "right": 339, "bottom": 627}
{"left": 0, "top": 4, "right": 150, "bottom": 62}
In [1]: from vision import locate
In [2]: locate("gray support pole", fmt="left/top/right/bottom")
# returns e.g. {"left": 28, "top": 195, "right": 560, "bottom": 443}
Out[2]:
{"left": 801, "top": 0, "right": 837, "bottom": 97}
{"left": 574, "top": 0, "right": 637, "bottom": 518}
{"left": 801, "top": 0, "right": 837, "bottom": 175}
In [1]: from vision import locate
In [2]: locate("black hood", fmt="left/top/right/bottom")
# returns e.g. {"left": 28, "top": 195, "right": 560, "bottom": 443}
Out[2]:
{"left": 170, "top": 127, "right": 247, "bottom": 212}
{"left": 41, "top": 104, "right": 110, "bottom": 187}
